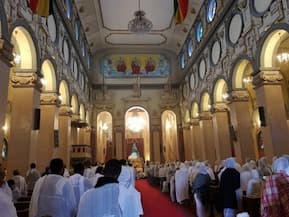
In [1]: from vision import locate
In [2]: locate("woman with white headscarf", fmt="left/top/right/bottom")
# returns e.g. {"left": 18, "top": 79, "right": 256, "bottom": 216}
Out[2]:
{"left": 220, "top": 157, "right": 240, "bottom": 217}
{"left": 118, "top": 166, "right": 143, "bottom": 217}
{"left": 175, "top": 163, "right": 190, "bottom": 204}
{"left": 192, "top": 163, "right": 211, "bottom": 217}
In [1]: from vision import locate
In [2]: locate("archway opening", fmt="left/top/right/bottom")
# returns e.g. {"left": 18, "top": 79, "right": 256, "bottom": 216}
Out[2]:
{"left": 41, "top": 60, "right": 56, "bottom": 92}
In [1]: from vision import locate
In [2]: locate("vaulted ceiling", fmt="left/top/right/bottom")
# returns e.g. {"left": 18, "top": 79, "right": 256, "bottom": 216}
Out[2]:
{"left": 75, "top": 0, "right": 204, "bottom": 86}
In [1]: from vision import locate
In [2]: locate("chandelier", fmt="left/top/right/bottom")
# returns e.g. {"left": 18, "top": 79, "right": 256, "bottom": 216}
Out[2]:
{"left": 277, "top": 52, "right": 289, "bottom": 62}
{"left": 128, "top": 0, "right": 153, "bottom": 33}
{"left": 127, "top": 110, "right": 145, "bottom": 132}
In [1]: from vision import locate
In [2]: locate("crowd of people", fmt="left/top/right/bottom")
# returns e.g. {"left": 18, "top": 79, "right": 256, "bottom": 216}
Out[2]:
{"left": 145, "top": 155, "right": 289, "bottom": 217}
{"left": 0, "top": 159, "right": 143, "bottom": 217}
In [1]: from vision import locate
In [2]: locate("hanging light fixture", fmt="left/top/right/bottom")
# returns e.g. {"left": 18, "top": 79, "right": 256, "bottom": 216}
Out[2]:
{"left": 128, "top": 0, "right": 153, "bottom": 33}
{"left": 127, "top": 109, "right": 145, "bottom": 132}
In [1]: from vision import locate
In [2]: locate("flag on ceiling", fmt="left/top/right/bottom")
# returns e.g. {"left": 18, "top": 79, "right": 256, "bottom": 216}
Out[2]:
{"left": 174, "top": 0, "right": 189, "bottom": 24}
{"left": 28, "top": 0, "right": 51, "bottom": 17}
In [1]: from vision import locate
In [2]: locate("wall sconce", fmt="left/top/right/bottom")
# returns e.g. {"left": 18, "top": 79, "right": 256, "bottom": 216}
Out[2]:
{"left": 277, "top": 52, "right": 289, "bottom": 63}
{"left": 40, "top": 78, "right": 47, "bottom": 87}
{"left": 2, "top": 125, "right": 8, "bottom": 132}
{"left": 102, "top": 122, "right": 108, "bottom": 131}
{"left": 13, "top": 53, "right": 21, "bottom": 65}
{"left": 222, "top": 92, "right": 229, "bottom": 100}
{"left": 243, "top": 76, "right": 253, "bottom": 84}
{"left": 58, "top": 95, "right": 63, "bottom": 102}
{"left": 207, "top": 104, "right": 212, "bottom": 110}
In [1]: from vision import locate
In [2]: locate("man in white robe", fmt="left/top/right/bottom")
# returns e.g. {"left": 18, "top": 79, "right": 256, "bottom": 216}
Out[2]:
{"left": 0, "top": 167, "right": 17, "bottom": 217}
{"left": 175, "top": 163, "right": 189, "bottom": 204}
{"left": 29, "top": 158, "right": 77, "bottom": 217}
{"left": 77, "top": 159, "right": 122, "bottom": 217}
{"left": 26, "top": 162, "right": 41, "bottom": 192}
{"left": 12, "top": 169, "right": 27, "bottom": 197}
{"left": 69, "top": 162, "right": 93, "bottom": 206}
{"left": 118, "top": 165, "right": 143, "bottom": 217}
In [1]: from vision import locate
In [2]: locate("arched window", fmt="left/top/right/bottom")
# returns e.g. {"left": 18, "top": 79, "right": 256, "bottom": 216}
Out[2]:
{"left": 187, "top": 38, "right": 193, "bottom": 57}
{"left": 196, "top": 21, "right": 203, "bottom": 43}
{"left": 206, "top": 0, "right": 217, "bottom": 23}
{"left": 64, "top": 0, "right": 72, "bottom": 20}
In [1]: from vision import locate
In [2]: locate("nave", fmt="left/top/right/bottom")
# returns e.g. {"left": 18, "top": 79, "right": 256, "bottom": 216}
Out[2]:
{"left": 136, "top": 179, "right": 195, "bottom": 217}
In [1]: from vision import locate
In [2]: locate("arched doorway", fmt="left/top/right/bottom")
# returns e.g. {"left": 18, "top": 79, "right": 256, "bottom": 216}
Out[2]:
{"left": 96, "top": 111, "right": 112, "bottom": 163}
{"left": 161, "top": 110, "right": 178, "bottom": 161}
{"left": 125, "top": 106, "right": 150, "bottom": 162}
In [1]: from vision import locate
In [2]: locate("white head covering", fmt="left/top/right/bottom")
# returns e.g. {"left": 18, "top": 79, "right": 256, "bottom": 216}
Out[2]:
{"left": 118, "top": 166, "right": 132, "bottom": 188}
{"left": 273, "top": 157, "right": 289, "bottom": 173}
{"left": 225, "top": 157, "right": 236, "bottom": 169}
{"left": 251, "top": 169, "right": 260, "bottom": 180}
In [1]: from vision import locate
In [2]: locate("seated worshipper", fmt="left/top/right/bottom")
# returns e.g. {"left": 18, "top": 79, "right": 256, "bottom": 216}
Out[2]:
{"left": 261, "top": 156, "right": 289, "bottom": 217}
{"left": 89, "top": 166, "right": 104, "bottom": 186}
{"left": 26, "top": 162, "right": 41, "bottom": 192}
{"left": 246, "top": 169, "right": 262, "bottom": 198}
{"left": 12, "top": 169, "right": 27, "bottom": 197}
{"left": 29, "top": 158, "right": 77, "bottom": 217}
{"left": 0, "top": 167, "right": 18, "bottom": 217}
{"left": 118, "top": 165, "right": 143, "bottom": 217}
{"left": 175, "top": 163, "right": 190, "bottom": 204}
{"left": 69, "top": 163, "right": 93, "bottom": 206}
{"left": 192, "top": 163, "right": 211, "bottom": 217}
{"left": 77, "top": 159, "right": 122, "bottom": 217}
{"left": 220, "top": 157, "right": 240, "bottom": 217}
{"left": 7, "top": 179, "right": 21, "bottom": 202}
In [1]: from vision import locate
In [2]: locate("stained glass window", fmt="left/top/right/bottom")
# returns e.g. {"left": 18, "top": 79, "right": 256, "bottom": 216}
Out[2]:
{"left": 187, "top": 39, "right": 193, "bottom": 57}
{"left": 207, "top": 0, "right": 217, "bottom": 23}
{"left": 196, "top": 21, "right": 203, "bottom": 43}
{"left": 65, "top": 0, "right": 72, "bottom": 20}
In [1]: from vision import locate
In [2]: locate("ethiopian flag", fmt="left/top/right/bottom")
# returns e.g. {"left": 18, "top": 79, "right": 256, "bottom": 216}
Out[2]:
{"left": 28, "top": 0, "right": 51, "bottom": 17}
{"left": 174, "top": 0, "right": 189, "bottom": 24}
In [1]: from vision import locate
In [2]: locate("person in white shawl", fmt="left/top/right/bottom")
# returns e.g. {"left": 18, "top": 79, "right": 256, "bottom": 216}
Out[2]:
{"left": 175, "top": 163, "right": 189, "bottom": 204}
{"left": 29, "top": 158, "right": 77, "bottom": 217}
{"left": 69, "top": 162, "right": 93, "bottom": 206}
{"left": 118, "top": 165, "right": 143, "bottom": 217}
{"left": 0, "top": 167, "right": 17, "bottom": 217}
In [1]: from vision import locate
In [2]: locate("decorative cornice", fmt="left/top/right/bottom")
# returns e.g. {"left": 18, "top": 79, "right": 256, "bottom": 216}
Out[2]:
{"left": 199, "top": 111, "right": 213, "bottom": 120}
{"left": 229, "top": 90, "right": 249, "bottom": 102}
{"left": 0, "top": 38, "right": 13, "bottom": 67}
{"left": 253, "top": 69, "right": 283, "bottom": 87}
{"left": 191, "top": 118, "right": 200, "bottom": 126}
{"left": 40, "top": 92, "right": 60, "bottom": 106}
{"left": 213, "top": 103, "right": 229, "bottom": 113}
{"left": 59, "top": 105, "right": 72, "bottom": 116}
{"left": 71, "top": 114, "right": 81, "bottom": 123}
{"left": 11, "top": 72, "right": 42, "bottom": 89}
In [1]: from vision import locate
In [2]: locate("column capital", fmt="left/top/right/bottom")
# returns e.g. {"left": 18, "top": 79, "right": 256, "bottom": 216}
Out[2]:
{"left": 229, "top": 90, "right": 249, "bottom": 102}
{"left": 191, "top": 118, "right": 200, "bottom": 126}
{"left": 40, "top": 92, "right": 60, "bottom": 106}
{"left": 59, "top": 105, "right": 72, "bottom": 116}
{"left": 11, "top": 72, "right": 42, "bottom": 90}
{"left": 199, "top": 111, "right": 213, "bottom": 120}
{"left": 71, "top": 114, "right": 81, "bottom": 123}
{"left": 253, "top": 69, "right": 283, "bottom": 87}
{"left": 182, "top": 123, "right": 191, "bottom": 129}
{"left": 213, "top": 103, "right": 229, "bottom": 113}
{"left": 0, "top": 38, "right": 13, "bottom": 67}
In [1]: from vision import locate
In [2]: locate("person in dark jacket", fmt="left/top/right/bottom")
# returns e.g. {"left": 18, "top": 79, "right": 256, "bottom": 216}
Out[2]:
{"left": 220, "top": 157, "right": 240, "bottom": 217}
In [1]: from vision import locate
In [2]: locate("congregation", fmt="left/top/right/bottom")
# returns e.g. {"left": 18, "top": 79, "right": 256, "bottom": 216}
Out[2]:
{"left": 1, "top": 155, "right": 289, "bottom": 217}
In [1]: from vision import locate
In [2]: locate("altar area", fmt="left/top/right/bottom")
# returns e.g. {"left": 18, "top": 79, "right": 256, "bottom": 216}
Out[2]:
{"left": 126, "top": 138, "right": 144, "bottom": 176}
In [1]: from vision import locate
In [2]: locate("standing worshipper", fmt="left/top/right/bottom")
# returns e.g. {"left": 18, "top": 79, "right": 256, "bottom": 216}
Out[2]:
{"left": 26, "top": 162, "right": 41, "bottom": 192}
{"left": 240, "top": 164, "right": 252, "bottom": 196}
{"left": 29, "top": 158, "right": 77, "bottom": 217}
{"left": 69, "top": 162, "right": 93, "bottom": 206}
{"left": 192, "top": 163, "right": 211, "bottom": 217}
{"left": 220, "top": 157, "right": 240, "bottom": 217}
{"left": 12, "top": 169, "right": 27, "bottom": 197}
{"left": 246, "top": 169, "right": 262, "bottom": 198}
{"left": 77, "top": 159, "right": 122, "bottom": 217}
{"left": 0, "top": 167, "right": 17, "bottom": 217}
{"left": 175, "top": 163, "right": 190, "bottom": 204}
{"left": 89, "top": 166, "right": 104, "bottom": 186}
{"left": 261, "top": 156, "right": 289, "bottom": 217}
{"left": 118, "top": 165, "right": 143, "bottom": 217}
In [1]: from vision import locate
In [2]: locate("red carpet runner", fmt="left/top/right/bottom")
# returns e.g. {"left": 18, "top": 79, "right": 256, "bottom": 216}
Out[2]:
{"left": 136, "top": 179, "right": 196, "bottom": 217}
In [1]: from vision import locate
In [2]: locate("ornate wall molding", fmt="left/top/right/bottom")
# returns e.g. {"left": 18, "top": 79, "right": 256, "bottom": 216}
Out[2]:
{"left": 213, "top": 103, "right": 229, "bottom": 113}
{"left": 229, "top": 90, "right": 249, "bottom": 102}
{"left": 199, "top": 111, "right": 213, "bottom": 120}
{"left": 253, "top": 69, "right": 283, "bottom": 87}
{"left": 11, "top": 72, "right": 42, "bottom": 90}
{"left": 59, "top": 105, "right": 72, "bottom": 116}
{"left": 191, "top": 118, "right": 200, "bottom": 126}
{"left": 40, "top": 92, "right": 60, "bottom": 105}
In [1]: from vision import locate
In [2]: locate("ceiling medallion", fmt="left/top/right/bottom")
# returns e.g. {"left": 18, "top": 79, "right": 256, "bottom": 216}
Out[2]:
{"left": 128, "top": 0, "right": 153, "bottom": 33}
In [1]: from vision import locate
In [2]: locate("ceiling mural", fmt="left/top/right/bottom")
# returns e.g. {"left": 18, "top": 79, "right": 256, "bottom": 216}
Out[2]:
{"left": 100, "top": 54, "right": 170, "bottom": 78}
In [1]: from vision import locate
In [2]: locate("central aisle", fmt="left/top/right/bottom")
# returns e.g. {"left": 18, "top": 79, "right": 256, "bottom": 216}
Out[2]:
{"left": 136, "top": 179, "right": 196, "bottom": 217}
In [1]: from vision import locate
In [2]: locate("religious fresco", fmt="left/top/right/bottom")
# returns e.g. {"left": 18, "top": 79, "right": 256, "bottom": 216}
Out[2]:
{"left": 100, "top": 54, "right": 170, "bottom": 78}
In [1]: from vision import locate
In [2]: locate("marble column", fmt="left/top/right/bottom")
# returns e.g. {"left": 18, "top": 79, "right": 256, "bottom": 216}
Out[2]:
{"left": 151, "top": 126, "right": 161, "bottom": 162}
{"left": 229, "top": 90, "right": 256, "bottom": 163}
{"left": 253, "top": 69, "right": 289, "bottom": 159}
{"left": 191, "top": 118, "right": 204, "bottom": 161}
{"left": 114, "top": 127, "right": 124, "bottom": 160}
{"left": 57, "top": 105, "right": 71, "bottom": 168}
{"left": 183, "top": 124, "right": 193, "bottom": 161}
{"left": 212, "top": 103, "right": 232, "bottom": 162}
{"left": 0, "top": 39, "right": 13, "bottom": 165}
{"left": 37, "top": 92, "right": 59, "bottom": 172}
{"left": 199, "top": 112, "right": 216, "bottom": 164}
{"left": 7, "top": 71, "right": 41, "bottom": 176}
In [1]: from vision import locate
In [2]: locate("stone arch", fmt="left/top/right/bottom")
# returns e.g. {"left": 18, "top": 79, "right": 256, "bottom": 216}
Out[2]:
{"left": 59, "top": 80, "right": 70, "bottom": 106}
{"left": 10, "top": 21, "right": 39, "bottom": 71}
{"left": 191, "top": 102, "right": 199, "bottom": 118}
{"left": 213, "top": 79, "right": 228, "bottom": 103}
{"left": 41, "top": 59, "right": 57, "bottom": 91}
{"left": 71, "top": 95, "right": 79, "bottom": 115}
{"left": 79, "top": 104, "right": 85, "bottom": 121}
{"left": 200, "top": 92, "right": 211, "bottom": 112}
